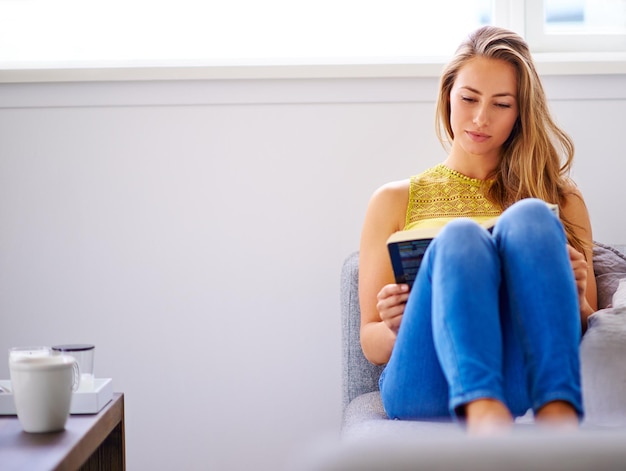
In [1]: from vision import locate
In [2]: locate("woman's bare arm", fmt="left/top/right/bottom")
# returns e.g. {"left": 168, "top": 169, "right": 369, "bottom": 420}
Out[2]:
{"left": 359, "top": 180, "right": 410, "bottom": 365}
{"left": 561, "top": 188, "right": 597, "bottom": 330}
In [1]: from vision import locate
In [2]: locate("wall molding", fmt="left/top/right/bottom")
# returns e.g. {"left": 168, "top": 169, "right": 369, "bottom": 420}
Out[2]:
{"left": 0, "top": 74, "right": 625, "bottom": 110}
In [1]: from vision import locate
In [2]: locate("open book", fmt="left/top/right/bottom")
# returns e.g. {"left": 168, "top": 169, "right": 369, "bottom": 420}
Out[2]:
{"left": 387, "top": 202, "right": 558, "bottom": 289}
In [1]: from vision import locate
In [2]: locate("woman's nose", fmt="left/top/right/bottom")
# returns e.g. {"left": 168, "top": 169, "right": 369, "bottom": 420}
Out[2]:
{"left": 473, "top": 104, "right": 488, "bottom": 127}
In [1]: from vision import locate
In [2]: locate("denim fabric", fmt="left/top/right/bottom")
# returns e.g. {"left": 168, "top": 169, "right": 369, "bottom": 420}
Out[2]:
{"left": 379, "top": 198, "right": 583, "bottom": 421}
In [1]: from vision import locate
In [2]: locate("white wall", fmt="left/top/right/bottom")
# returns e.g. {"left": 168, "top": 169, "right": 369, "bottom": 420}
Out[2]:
{"left": 0, "top": 73, "right": 625, "bottom": 470}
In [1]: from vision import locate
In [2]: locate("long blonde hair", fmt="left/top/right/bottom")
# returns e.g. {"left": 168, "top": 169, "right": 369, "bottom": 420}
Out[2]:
{"left": 435, "top": 26, "right": 586, "bottom": 255}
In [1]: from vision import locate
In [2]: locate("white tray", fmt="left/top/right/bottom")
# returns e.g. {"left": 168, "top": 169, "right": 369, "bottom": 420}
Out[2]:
{"left": 0, "top": 378, "right": 113, "bottom": 415}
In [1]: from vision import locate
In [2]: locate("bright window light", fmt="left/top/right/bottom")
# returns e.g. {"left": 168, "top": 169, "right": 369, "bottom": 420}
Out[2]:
{"left": 0, "top": 0, "right": 491, "bottom": 64}
{"left": 3, "top": 0, "right": 624, "bottom": 68}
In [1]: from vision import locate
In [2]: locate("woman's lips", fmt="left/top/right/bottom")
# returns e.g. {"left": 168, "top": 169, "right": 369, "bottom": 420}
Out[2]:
{"left": 466, "top": 131, "right": 490, "bottom": 143}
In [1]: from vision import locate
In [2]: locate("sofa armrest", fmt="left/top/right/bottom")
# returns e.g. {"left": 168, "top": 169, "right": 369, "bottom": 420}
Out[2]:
{"left": 341, "top": 252, "right": 384, "bottom": 414}
{"left": 581, "top": 307, "right": 626, "bottom": 427}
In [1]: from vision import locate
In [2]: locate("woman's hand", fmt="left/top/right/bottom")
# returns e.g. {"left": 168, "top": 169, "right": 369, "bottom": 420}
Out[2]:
{"left": 376, "top": 284, "right": 410, "bottom": 334}
{"left": 567, "top": 244, "right": 588, "bottom": 305}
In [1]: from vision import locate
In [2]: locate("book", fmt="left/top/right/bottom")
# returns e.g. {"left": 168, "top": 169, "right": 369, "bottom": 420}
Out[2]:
{"left": 387, "top": 203, "right": 558, "bottom": 289}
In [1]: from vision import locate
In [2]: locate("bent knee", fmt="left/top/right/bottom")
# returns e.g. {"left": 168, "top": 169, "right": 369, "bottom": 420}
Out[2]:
{"left": 499, "top": 198, "right": 554, "bottom": 225}
{"left": 437, "top": 218, "right": 488, "bottom": 248}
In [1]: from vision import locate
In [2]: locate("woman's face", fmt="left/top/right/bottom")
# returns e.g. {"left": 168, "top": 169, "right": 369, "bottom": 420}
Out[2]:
{"left": 449, "top": 56, "right": 519, "bottom": 161}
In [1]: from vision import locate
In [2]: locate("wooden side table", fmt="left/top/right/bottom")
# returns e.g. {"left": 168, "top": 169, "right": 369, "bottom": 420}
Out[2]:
{"left": 0, "top": 392, "right": 125, "bottom": 470}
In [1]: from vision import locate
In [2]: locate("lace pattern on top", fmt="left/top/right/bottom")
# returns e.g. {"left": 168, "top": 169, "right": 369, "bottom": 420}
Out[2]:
{"left": 405, "top": 164, "right": 502, "bottom": 229}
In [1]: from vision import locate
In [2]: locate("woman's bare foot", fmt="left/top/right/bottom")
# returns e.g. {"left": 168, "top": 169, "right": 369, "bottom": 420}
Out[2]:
{"left": 465, "top": 399, "right": 514, "bottom": 436}
{"left": 535, "top": 401, "right": 579, "bottom": 431}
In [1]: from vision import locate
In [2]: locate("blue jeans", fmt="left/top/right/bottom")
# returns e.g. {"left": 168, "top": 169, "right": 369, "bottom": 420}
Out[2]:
{"left": 379, "top": 198, "right": 583, "bottom": 421}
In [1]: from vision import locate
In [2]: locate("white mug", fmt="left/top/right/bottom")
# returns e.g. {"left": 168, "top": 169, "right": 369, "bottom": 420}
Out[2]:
{"left": 9, "top": 354, "right": 79, "bottom": 433}
{"left": 8, "top": 346, "right": 51, "bottom": 359}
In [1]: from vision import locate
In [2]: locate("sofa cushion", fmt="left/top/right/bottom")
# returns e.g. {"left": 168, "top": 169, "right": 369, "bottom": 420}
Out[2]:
{"left": 593, "top": 242, "right": 626, "bottom": 309}
{"left": 580, "top": 307, "right": 626, "bottom": 427}
{"left": 342, "top": 392, "right": 460, "bottom": 441}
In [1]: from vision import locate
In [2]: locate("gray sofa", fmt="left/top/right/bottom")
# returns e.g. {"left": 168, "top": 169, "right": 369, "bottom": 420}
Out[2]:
{"left": 341, "top": 242, "right": 626, "bottom": 432}
{"left": 311, "top": 242, "right": 626, "bottom": 470}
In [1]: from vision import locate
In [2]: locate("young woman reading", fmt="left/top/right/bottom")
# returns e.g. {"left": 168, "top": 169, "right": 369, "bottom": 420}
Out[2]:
{"left": 358, "top": 26, "right": 596, "bottom": 435}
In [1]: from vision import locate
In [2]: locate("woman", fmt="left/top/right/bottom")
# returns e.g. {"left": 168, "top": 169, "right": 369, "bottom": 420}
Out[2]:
{"left": 358, "top": 26, "right": 596, "bottom": 435}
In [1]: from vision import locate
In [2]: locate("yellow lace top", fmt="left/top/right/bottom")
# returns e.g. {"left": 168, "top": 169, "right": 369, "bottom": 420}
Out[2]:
{"left": 405, "top": 164, "right": 502, "bottom": 230}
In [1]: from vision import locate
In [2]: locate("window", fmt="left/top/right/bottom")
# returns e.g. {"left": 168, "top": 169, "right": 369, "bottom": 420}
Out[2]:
{"left": 0, "top": 0, "right": 624, "bottom": 68}
{"left": 525, "top": 0, "right": 626, "bottom": 52}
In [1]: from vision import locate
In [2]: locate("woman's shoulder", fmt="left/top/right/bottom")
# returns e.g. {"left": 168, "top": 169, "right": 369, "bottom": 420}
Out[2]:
{"left": 559, "top": 180, "right": 592, "bottom": 235}
{"left": 364, "top": 179, "right": 411, "bottom": 231}
{"left": 368, "top": 178, "right": 411, "bottom": 209}
{"left": 368, "top": 165, "right": 447, "bottom": 211}
{"left": 375, "top": 178, "right": 411, "bottom": 194}
{"left": 561, "top": 179, "right": 587, "bottom": 208}
{"left": 370, "top": 164, "right": 445, "bottom": 199}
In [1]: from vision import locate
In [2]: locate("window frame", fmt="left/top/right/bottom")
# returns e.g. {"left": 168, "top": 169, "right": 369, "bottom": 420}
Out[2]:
{"left": 523, "top": 0, "right": 626, "bottom": 53}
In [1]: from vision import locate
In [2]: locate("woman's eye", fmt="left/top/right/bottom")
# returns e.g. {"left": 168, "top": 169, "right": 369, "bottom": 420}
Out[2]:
{"left": 461, "top": 96, "right": 476, "bottom": 103}
{"left": 495, "top": 103, "right": 512, "bottom": 109}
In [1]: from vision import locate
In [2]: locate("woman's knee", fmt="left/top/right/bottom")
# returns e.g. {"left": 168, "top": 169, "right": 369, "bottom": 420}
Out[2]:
{"left": 435, "top": 218, "right": 492, "bottom": 257}
{"left": 438, "top": 218, "right": 485, "bottom": 243}
{"left": 495, "top": 198, "right": 564, "bottom": 245}
{"left": 427, "top": 219, "right": 498, "bottom": 277}
{"left": 498, "top": 198, "right": 556, "bottom": 229}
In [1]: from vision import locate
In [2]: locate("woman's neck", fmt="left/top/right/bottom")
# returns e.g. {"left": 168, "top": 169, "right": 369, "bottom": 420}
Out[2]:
{"left": 444, "top": 147, "right": 499, "bottom": 181}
